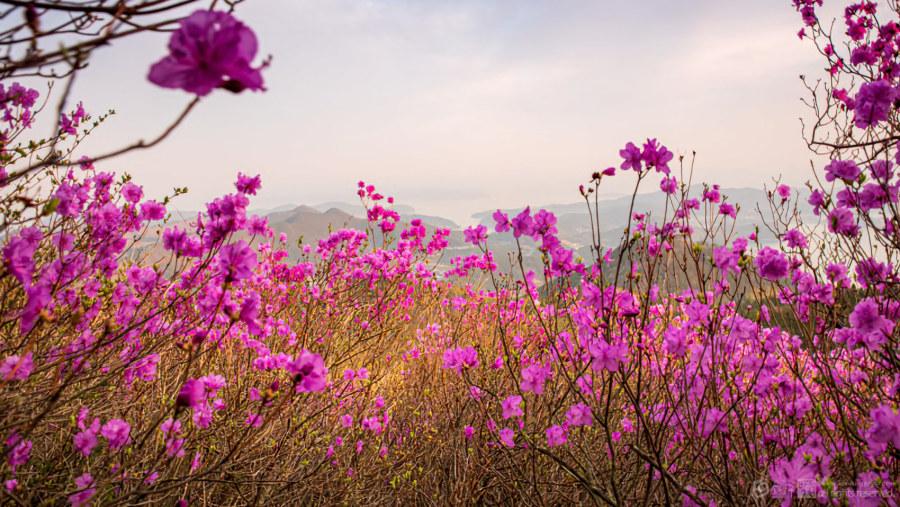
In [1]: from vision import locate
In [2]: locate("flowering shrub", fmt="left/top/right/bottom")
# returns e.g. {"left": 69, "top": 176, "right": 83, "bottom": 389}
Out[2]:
{"left": 0, "top": 1, "right": 899, "bottom": 505}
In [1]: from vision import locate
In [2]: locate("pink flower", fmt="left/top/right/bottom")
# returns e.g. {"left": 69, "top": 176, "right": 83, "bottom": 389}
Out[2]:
{"left": 701, "top": 409, "right": 727, "bottom": 438}
{"left": 68, "top": 473, "right": 96, "bottom": 507}
{"left": 0, "top": 352, "right": 33, "bottom": 380}
{"left": 867, "top": 404, "right": 900, "bottom": 451}
{"left": 825, "top": 159, "right": 862, "bottom": 182}
{"left": 849, "top": 299, "right": 894, "bottom": 337}
{"left": 660, "top": 176, "right": 677, "bottom": 194}
{"left": 100, "top": 419, "right": 131, "bottom": 450}
{"left": 463, "top": 225, "right": 488, "bottom": 245}
{"left": 342, "top": 414, "right": 354, "bottom": 428}
{"left": 619, "top": 142, "right": 642, "bottom": 172}
{"left": 853, "top": 79, "right": 899, "bottom": 129}
{"left": 286, "top": 350, "right": 327, "bottom": 392}
{"left": 641, "top": 138, "right": 673, "bottom": 174}
{"left": 511, "top": 207, "right": 537, "bottom": 239}
{"left": 6, "top": 432, "right": 31, "bottom": 473}
{"left": 588, "top": 340, "right": 627, "bottom": 373}
{"left": 177, "top": 378, "right": 207, "bottom": 409}
{"left": 121, "top": 182, "right": 143, "bottom": 203}
{"left": 73, "top": 430, "right": 98, "bottom": 457}
{"left": 546, "top": 425, "right": 567, "bottom": 447}
{"left": 520, "top": 364, "right": 551, "bottom": 394}
{"left": 718, "top": 202, "right": 736, "bottom": 218}
{"left": 148, "top": 10, "right": 266, "bottom": 96}
{"left": 769, "top": 455, "right": 819, "bottom": 503}
{"left": 442, "top": 346, "right": 479, "bottom": 374}
{"left": 235, "top": 172, "right": 262, "bottom": 195}
{"left": 492, "top": 210, "right": 510, "bottom": 233}
{"left": 464, "top": 426, "right": 475, "bottom": 439}
{"left": 783, "top": 229, "right": 807, "bottom": 249}
{"left": 501, "top": 395, "right": 523, "bottom": 420}
{"left": 191, "top": 452, "right": 203, "bottom": 473}
{"left": 244, "top": 412, "right": 263, "bottom": 427}
{"left": 218, "top": 240, "right": 258, "bottom": 282}
{"left": 499, "top": 428, "right": 515, "bottom": 448}
{"left": 362, "top": 416, "right": 381, "bottom": 433}
{"left": 755, "top": 247, "right": 790, "bottom": 281}
{"left": 565, "top": 403, "right": 593, "bottom": 427}
{"left": 2, "top": 234, "right": 37, "bottom": 286}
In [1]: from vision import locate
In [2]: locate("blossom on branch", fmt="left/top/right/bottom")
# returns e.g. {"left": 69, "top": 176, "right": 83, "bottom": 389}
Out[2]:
{"left": 148, "top": 10, "right": 267, "bottom": 96}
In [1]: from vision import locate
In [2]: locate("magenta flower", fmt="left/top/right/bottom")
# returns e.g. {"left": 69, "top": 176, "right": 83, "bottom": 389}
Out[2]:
{"left": 238, "top": 291, "right": 261, "bottom": 335}
{"left": 701, "top": 409, "right": 727, "bottom": 438}
{"left": 499, "top": 428, "right": 515, "bottom": 448}
{"left": 755, "top": 247, "right": 789, "bottom": 281}
{"left": 849, "top": 298, "right": 894, "bottom": 336}
{"left": 442, "top": 346, "right": 479, "bottom": 374}
{"left": 660, "top": 176, "right": 677, "bottom": 194}
{"left": 121, "top": 182, "right": 143, "bottom": 203}
{"left": 492, "top": 210, "right": 510, "bottom": 233}
{"left": 68, "top": 473, "right": 96, "bottom": 507}
{"left": 769, "top": 455, "right": 819, "bottom": 502}
{"left": 244, "top": 412, "right": 263, "bottom": 427}
{"left": 867, "top": 405, "right": 900, "bottom": 451}
{"left": 218, "top": 240, "right": 258, "bottom": 282}
{"left": 546, "top": 425, "right": 567, "bottom": 447}
{"left": 511, "top": 207, "right": 537, "bottom": 239}
{"left": 828, "top": 207, "right": 859, "bottom": 237}
{"left": 2, "top": 235, "right": 37, "bottom": 286}
{"left": 463, "top": 225, "right": 488, "bottom": 245}
{"left": 520, "top": 364, "right": 551, "bottom": 394}
{"left": 824, "top": 159, "right": 861, "bottom": 182}
{"left": 853, "top": 79, "right": 899, "bottom": 129}
{"left": 664, "top": 327, "right": 688, "bottom": 357}
{"left": 0, "top": 352, "right": 33, "bottom": 381}
{"left": 464, "top": 426, "right": 475, "bottom": 439}
{"left": 148, "top": 10, "right": 266, "bottom": 96}
{"left": 100, "top": 419, "right": 131, "bottom": 451}
{"left": 501, "top": 395, "right": 523, "bottom": 420}
{"left": 163, "top": 226, "right": 187, "bottom": 254}
{"left": 286, "top": 349, "right": 327, "bottom": 392}
{"left": 177, "top": 378, "right": 207, "bottom": 409}
{"left": 6, "top": 432, "right": 31, "bottom": 473}
{"left": 641, "top": 138, "right": 674, "bottom": 174}
{"left": 588, "top": 340, "right": 627, "bottom": 372}
{"left": 859, "top": 183, "right": 887, "bottom": 211}
{"left": 718, "top": 202, "right": 736, "bottom": 218}
{"left": 73, "top": 430, "right": 98, "bottom": 457}
{"left": 235, "top": 172, "right": 262, "bottom": 195}
{"left": 619, "top": 142, "right": 643, "bottom": 172}
{"left": 533, "top": 209, "right": 558, "bottom": 237}
{"left": 565, "top": 403, "right": 593, "bottom": 427}
{"left": 783, "top": 229, "right": 808, "bottom": 249}
{"left": 684, "top": 300, "right": 710, "bottom": 326}
{"left": 141, "top": 200, "right": 166, "bottom": 221}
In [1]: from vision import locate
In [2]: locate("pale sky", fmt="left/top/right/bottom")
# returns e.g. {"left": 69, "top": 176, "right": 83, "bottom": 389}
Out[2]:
{"left": 28, "top": 0, "right": 844, "bottom": 225}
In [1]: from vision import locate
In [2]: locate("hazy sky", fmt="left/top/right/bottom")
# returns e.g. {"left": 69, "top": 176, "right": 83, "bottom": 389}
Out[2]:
{"left": 32, "top": 0, "right": 844, "bottom": 225}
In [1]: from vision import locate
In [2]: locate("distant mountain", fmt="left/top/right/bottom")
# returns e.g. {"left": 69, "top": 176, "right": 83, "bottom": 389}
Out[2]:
{"left": 140, "top": 186, "right": 814, "bottom": 276}
{"left": 471, "top": 185, "right": 817, "bottom": 250}
{"left": 311, "top": 201, "right": 416, "bottom": 216}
